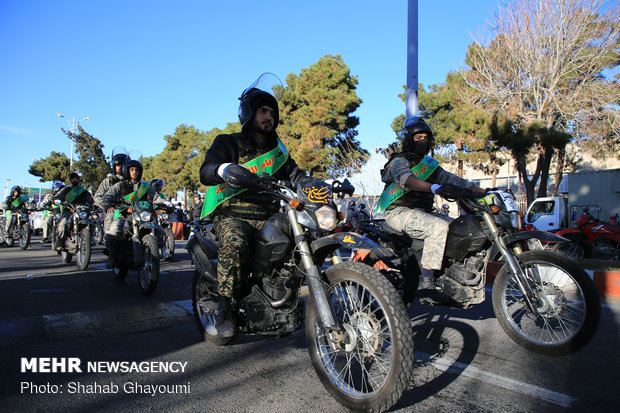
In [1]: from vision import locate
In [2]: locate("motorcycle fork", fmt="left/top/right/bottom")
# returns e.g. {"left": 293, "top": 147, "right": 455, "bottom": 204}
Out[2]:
{"left": 286, "top": 208, "right": 336, "bottom": 331}
{"left": 482, "top": 212, "right": 539, "bottom": 312}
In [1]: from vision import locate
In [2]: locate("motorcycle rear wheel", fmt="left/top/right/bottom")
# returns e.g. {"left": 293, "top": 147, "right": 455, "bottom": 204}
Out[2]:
{"left": 19, "top": 223, "right": 31, "bottom": 250}
{"left": 492, "top": 250, "right": 601, "bottom": 356}
{"left": 162, "top": 227, "right": 175, "bottom": 261}
{"left": 306, "top": 261, "right": 414, "bottom": 412}
{"left": 138, "top": 234, "right": 160, "bottom": 296}
{"left": 76, "top": 227, "right": 92, "bottom": 271}
{"left": 551, "top": 240, "right": 585, "bottom": 259}
{"left": 191, "top": 270, "right": 233, "bottom": 346}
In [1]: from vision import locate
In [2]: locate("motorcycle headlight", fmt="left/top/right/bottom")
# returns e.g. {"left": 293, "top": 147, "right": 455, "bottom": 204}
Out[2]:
{"left": 315, "top": 205, "right": 338, "bottom": 231}
{"left": 510, "top": 211, "right": 521, "bottom": 230}
{"left": 139, "top": 211, "right": 154, "bottom": 222}
{"left": 79, "top": 211, "right": 89, "bottom": 219}
{"left": 161, "top": 213, "right": 169, "bottom": 220}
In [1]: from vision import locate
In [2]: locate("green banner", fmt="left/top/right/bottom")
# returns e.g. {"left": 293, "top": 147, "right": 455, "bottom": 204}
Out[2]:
{"left": 113, "top": 181, "right": 150, "bottom": 220}
{"left": 65, "top": 185, "right": 86, "bottom": 204}
{"left": 200, "top": 139, "right": 289, "bottom": 219}
{"left": 374, "top": 156, "right": 439, "bottom": 214}
{"left": 11, "top": 195, "right": 28, "bottom": 208}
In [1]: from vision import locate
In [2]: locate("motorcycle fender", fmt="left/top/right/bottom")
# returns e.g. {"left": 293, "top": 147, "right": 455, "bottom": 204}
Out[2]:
{"left": 488, "top": 230, "right": 570, "bottom": 262}
{"left": 186, "top": 236, "right": 218, "bottom": 285}
{"left": 310, "top": 232, "right": 398, "bottom": 267}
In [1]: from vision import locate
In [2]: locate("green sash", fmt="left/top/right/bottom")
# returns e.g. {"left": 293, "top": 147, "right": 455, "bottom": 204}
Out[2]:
{"left": 200, "top": 139, "right": 289, "bottom": 219}
{"left": 11, "top": 195, "right": 28, "bottom": 208}
{"left": 374, "top": 156, "right": 439, "bottom": 213}
{"left": 113, "top": 181, "right": 150, "bottom": 220}
{"left": 65, "top": 186, "right": 86, "bottom": 204}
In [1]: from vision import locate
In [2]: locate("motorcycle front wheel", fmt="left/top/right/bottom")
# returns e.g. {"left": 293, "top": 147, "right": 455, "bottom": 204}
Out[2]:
{"left": 92, "top": 222, "right": 104, "bottom": 245}
{"left": 492, "top": 250, "right": 601, "bottom": 356}
{"left": 306, "top": 261, "right": 414, "bottom": 412}
{"left": 138, "top": 234, "right": 160, "bottom": 296}
{"left": 19, "top": 223, "right": 32, "bottom": 250}
{"left": 76, "top": 226, "right": 92, "bottom": 271}
{"left": 162, "top": 227, "right": 175, "bottom": 261}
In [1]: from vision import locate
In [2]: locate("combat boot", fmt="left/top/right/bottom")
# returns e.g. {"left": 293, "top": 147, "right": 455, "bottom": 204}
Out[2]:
{"left": 215, "top": 296, "right": 237, "bottom": 338}
{"left": 105, "top": 236, "right": 118, "bottom": 269}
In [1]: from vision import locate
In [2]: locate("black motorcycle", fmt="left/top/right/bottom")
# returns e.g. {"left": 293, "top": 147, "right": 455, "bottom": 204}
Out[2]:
{"left": 155, "top": 203, "right": 175, "bottom": 261}
{"left": 188, "top": 176, "right": 414, "bottom": 412}
{"left": 108, "top": 196, "right": 164, "bottom": 296}
{"left": 90, "top": 207, "right": 104, "bottom": 246}
{"left": 0, "top": 196, "right": 33, "bottom": 250}
{"left": 353, "top": 190, "right": 601, "bottom": 356}
{"left": 53, "top": 201, "right": 93, "bottom": 271}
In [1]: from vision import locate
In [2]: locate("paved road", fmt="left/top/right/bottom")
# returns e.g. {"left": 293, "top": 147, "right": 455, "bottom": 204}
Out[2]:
{"left": 1, "top": 236, "right": 619, "bottom": 412}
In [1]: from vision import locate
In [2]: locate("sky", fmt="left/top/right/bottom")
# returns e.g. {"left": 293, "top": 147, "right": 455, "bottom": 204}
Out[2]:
{"left": 0, "top": 0, "right": 504, "bottom": 198}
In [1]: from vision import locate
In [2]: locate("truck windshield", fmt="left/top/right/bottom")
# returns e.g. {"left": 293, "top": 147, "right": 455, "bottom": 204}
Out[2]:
{"left": 527, "top": 201, "right": 555, "bottom": 222}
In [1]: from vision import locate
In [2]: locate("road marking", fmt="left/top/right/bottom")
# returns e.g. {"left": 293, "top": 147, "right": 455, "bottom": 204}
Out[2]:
{"left": 417, "top": 351, "right": 577, "bottom": 407}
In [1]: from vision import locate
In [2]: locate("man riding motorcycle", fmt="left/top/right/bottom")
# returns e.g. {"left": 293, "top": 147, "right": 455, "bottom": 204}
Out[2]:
{"left": 199, "top": 82, "right": 312, "bottom": 338}
{"left": 94, "top": 151, "right": 128, "bottom": 259}
{"left": 102, "top": 158, "right": 165, "bottom": 268}
{"left": 378, "top": 115, "right": 485, "bottom": 293}
{"left": 54, "top": 172, "right": 95, "bottom": 250}
{"left": 39, "top": 181, "right": 65, "bottom": 242}
{"left": 3, "top": 186, "right": 27, "bottom": 235}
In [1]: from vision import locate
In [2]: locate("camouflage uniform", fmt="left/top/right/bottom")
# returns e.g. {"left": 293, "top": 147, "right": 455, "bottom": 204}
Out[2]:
{"left": 94, "top": 173, "right": 124, "bottom": 234}
{"left": 38, "top": 193, "right": 55, "bottom": 240}
{"left": 381, "top": 155, "right": 474, "bottom": 270}
{"left": 212, "top": 215, "right": 265, "bottom": 297}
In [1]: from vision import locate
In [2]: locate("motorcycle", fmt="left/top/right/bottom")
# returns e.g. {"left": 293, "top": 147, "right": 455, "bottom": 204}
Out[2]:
{"left": 53, "top": 201, "right": 94, "bottom": 271}
{"left": 155, "top": 202, "right": 175, "bottom": 261}
{"left": 352, "top": 190, "right": 601, "bottom": 356}
{"left": 187, "top": 176, "right": 414, "bottom": 412}
{"left": 0, "top": 196, "right": 33, "bottom": 249}
{"left": 108, "top": 193, "right": 164, "bottom": 296}
{"left": 90, "top": 207, "right": 105, "bottom": 246}
{"left": 552, "top": 208, "right": 620, "bottom": 260}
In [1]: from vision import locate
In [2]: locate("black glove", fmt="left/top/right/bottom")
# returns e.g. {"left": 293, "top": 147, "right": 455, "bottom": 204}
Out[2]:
{"left": 435, "top": 184, "right": 472, "bottom": 200}
{"left": 222, "top": 164, "right": 257, "bottom": 188}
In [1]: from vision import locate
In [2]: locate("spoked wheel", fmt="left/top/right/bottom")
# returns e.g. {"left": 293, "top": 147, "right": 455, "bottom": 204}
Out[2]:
{"left": 161, "top": 227, "right": 175, "bottom": 261}
{"left": 492, "top": 250, "right": 601, "bottom": 356}
{"left": 138, "top": 234, "right": 160, "bottom": 296}
{"left": 19, "top": 223, "right": 32, "bottom": 250}
{"left": 76, "top": 227, "right": 92, "bottom": 271}
{"left": 306, "top": 261, "right": 414, "bottom": 412}
{"left": 551, "top": 241, "right": 585, "bottom": 259}
{"left": 93, "top": 222, "right": 104, "bottom": 245}
{"left": 50, "top": 226, "right": 60, "bottom": 254}
{"left": 191, "top": 270, "right": 232, "bottom": 346}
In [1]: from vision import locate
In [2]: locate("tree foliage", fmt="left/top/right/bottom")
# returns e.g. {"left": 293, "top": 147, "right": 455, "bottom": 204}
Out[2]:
{"left": 29, "top": 151, "right": 71, "bottom": 183}
{"left": 278, "top": 54, "right": 368, "bottom": 179}
{"left": 461, "top": 0, "right": 620, "bottom": 203}
{"left": 71, "top": 126, "right": 111, "bottom": 190}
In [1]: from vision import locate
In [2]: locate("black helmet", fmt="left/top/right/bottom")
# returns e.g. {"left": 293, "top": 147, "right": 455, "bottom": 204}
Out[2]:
{"left": 122, "top": 159, "right": 143, "bottom": 181}
{"left": 359, "top": 203, "right": 366, "bottom": 210}
{"left": 111, "top": 153, "right": 128, "bottom": 167}
{"left": 238, "top": 89, "right": 279, "bottom": 130}
{"left": 11, "top": 185, "right": 22, "bottom": 195}
{"left": 52, "top": 181, "right": 65, "bottom": 193}
{"left": 237, "top": 73, "right": 283, "bottom": 130}
{"left": 401, "top": 116, "right": 434, "bottom": 155}
{"left": 150, "top": 179, "right": 164, "bottom": 192}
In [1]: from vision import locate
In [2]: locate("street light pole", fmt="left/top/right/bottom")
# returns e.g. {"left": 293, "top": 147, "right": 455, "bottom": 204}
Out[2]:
{"left": 4, "top": 178, "right": 10, "bottom": 201}
{"left": 57, "top": 113, "right": 90, "bottom": 171}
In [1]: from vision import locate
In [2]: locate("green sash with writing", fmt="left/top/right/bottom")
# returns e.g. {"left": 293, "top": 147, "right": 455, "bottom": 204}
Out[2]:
{"left": 113, "top": 181, "right": 150, "bottom": 220}
{"left": 11, "top": 195, "right": 28, "bottom": 208}
{"left": 374, "top": 156, "right": 439, "bottom": 213}
{"left": 65, "top": 186, "right": 86, "bottom": 204}
{"left": 200, "top": 139, "right": 289, "bottom": 219}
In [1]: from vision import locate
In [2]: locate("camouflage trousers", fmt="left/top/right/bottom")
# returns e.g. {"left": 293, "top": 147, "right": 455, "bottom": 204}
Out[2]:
{"left": 385, "top": 206, "right": 453, "bottom": 270}
{"left": 212, "top": 214, "right": 266, "bottom": 299}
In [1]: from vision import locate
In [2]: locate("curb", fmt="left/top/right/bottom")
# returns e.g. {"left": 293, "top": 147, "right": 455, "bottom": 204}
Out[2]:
{"left": 0, "top": 300, "right": 193, "bottom": 348}
{"left": 485, "top": 262, "right": 620, "bottom": 299}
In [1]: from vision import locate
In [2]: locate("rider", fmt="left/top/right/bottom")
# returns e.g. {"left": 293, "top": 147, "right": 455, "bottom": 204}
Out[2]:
{"left": 378, "top": 116, "right": 485, "bottom": 293}
{"left": 38, "top": 181, "right": 65, "bottom": 243}
{"left": 3, "top": 186, "right": 26, "bottom": 234}
{"left": 94, "top": 151, "right": 128, "bottom": 256}
{"left": 199, "top": 79, "right": 311, "bottom": 337}
{"left": 54, "top": 172, "right": 95, "bottom": 250}
{"left": 191, "top": 193, "right": 203, "bottom": 221}
{"left": 356, "top": 203, "right": 370, "bottom": 230}
{"left": 345, "top": 199, "right": 357, "bottom": 230}
{"left": 102, "top": 158, "right": 165, "bottom": 268}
